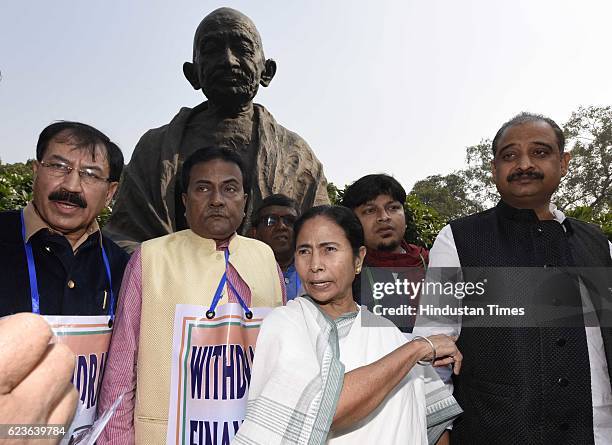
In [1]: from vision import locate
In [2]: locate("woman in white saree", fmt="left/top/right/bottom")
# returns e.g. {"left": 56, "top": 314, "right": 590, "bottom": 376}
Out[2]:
{"left": 235, "top": 205, "right": 462, "bottom": 445}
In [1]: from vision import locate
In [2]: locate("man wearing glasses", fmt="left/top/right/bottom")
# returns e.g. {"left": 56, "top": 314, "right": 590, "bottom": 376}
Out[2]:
{"left": 0, "top": 121, "right": 129, "bottom": 317}
{"left": 251, "top": 194, "right": 302, "bottom": 300}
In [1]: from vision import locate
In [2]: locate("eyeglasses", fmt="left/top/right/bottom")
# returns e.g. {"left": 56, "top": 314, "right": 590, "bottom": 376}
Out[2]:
{"left": 259, "top": 215, "right": 296, "bottom": 227}
{"left": 39, "top": 161, "right": 110, "bottom": 185}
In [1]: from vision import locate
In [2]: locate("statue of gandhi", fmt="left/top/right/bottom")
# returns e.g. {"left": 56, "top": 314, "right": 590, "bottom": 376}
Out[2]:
{"left": 104, "top": 7, "right": 329, "bottom": 252}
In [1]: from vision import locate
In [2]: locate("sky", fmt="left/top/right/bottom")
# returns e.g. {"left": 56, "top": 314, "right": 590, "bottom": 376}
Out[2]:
{"left": 2, "top": 0, "right": 612, "bottom": 190}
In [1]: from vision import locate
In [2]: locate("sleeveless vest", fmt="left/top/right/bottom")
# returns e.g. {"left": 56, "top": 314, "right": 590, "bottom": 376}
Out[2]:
{"left": 134, "top": 230, "right": 283, "bottom": 444}
{"left": 449, "top": 201, "right": 612, "bottom": 445}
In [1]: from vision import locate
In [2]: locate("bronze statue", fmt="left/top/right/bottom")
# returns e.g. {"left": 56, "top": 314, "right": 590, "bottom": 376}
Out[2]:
{"left": 103, "top": 7, "right": 329, "bottom": 252}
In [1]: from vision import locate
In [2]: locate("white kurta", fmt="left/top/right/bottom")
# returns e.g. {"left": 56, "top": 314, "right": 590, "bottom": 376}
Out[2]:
{"left": 235, "top": 297, "right": 459, "bottom": 445}
{"left": 329, "top": 309, "right": 428, "bottom": 444}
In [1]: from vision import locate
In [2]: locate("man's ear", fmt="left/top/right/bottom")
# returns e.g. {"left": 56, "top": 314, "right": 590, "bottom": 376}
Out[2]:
{"left": 560, "top": 151, "right": 571, "bottom": 177}
{"left": 182, "top": 193, "right": 188, "bottom": 208}
{"left": 490, "top": 159, "right": 498, "bottom": 182}
{"left": 241, "top": 193, "right": 249, "bottom": 216}
{"left": 260, "top": 59, "right": 277, "bottom": 87}
{"left": 355, "top": 246, "right": 367, "bottom": 274}
{"left": 105, "top": 182, "right": 119, "bottom": 207}
{"left": 248, "top": 226, "right": 257, "bottom": 239}
{"left": 183, "top": 62, "right": 201, "bottom": 90}
{"left": 32, "top": 160, "right": 39, "bottom": 178}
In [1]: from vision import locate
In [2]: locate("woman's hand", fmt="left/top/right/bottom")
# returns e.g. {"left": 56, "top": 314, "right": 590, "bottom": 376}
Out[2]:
{"left": 334, "top": 332, "right": 461, "bottom": 431}
{"left": 416, "top": 335, "right": 462, "bottom": 375}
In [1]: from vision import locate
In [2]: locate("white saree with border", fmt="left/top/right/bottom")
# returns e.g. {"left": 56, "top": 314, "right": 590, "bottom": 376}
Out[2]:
{"left": 234, "top": 297, "right": 461, "bottom": 445}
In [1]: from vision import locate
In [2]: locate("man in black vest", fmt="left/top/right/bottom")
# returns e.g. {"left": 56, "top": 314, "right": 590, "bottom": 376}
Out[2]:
{"left": 416, "top": 113, "right": 612, "bottom": 444}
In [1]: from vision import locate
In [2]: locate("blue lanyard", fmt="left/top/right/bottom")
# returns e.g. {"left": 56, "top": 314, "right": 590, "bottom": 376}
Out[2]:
{"left": 292, "top": 270, "right": 301, "bottom": 297}
{"left": 285, "top": 267, "right": 301, "bottom": 299}
{"left": 205, "top": 249, "right": 252, "bottom": 320}
{"left": 20, "top": 209, "right": 115, "bottom": 320}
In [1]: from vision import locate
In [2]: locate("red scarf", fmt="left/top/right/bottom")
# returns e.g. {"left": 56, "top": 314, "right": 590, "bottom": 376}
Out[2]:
{"left": 365, "top": 240, "right": 429, "bottom": 268}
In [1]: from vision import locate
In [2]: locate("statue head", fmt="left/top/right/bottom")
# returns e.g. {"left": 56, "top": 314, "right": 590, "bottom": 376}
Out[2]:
{"left": 183, "top": 8, "right": 277, "bottom": 111}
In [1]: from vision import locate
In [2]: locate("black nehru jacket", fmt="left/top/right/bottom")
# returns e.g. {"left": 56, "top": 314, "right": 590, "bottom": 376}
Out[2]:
{"left": 448, "top": 200, "right": 612, "bottom": 445}
{"left": 0, "top": 210, "right": 129, "bottom": 317}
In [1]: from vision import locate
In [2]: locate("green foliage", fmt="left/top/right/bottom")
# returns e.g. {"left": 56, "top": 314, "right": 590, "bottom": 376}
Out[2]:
{"left": 414, "top": 106, "right": 612, "bottom": 238}
{"left": 461, "top": 139, "right": 497, "bottom": 208}
{"left": 404, "top": 194, "right": 447, "bottom": 249}
{"left": 97, "top": 206, "right": 113, "bottom": 227}
{"left": 410, "top": 140, "right": 497, "bottom": 219}
{"left": 456, "top": 108, "right": 612, "bottom": 216}
{"left": 326, "top": 181, "right": 444, "bottom": 249}
{"left": 0, "top": 159, "right": 113, "bottom": 227}
{"left": 0, "top": 160, "right": 34, "bottom": 210}
{"left": 2, "top": 104, "right": 610, "bottom": 241}
{"left": 327, "top": 182, "right": 344, "bottom": 205}
{"left": 559, "top": 106, "right": 612, "bottom": 214}
{"left": 411, "top": 172, "right": 484, "bottom": 221}
{"left": 564, "top": 206, "right": 612, "bottom": 241}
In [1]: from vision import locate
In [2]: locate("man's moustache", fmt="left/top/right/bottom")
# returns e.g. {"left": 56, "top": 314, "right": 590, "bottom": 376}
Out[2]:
{"left": 507, "top": 171, "right": 544, "bottom": 182}
{"left": 210, "top": 68, "right": 251, "bottom": 83}
{"left": 48, "top": 190, "right": 87, "bottom": 208}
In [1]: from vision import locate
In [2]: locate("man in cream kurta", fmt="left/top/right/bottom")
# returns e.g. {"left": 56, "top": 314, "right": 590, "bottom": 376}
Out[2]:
{"left": 97, "top": 147, "right": 285, "bottom": 445}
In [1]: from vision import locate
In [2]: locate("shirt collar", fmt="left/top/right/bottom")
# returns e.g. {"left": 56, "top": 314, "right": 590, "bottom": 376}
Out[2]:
{"left": 550, "top": 203, "right": 566, "bottom": 224}
{"left": 496, "top": 200, "right": 566, "bottom": 224}
{"left": 215, "top": 233, "right": 236, "bottom": 251}
{"left": 185, "top": 229, "right": 237, "bottom": 252}
{"left": 23, "top": 202, "right": 100, "bottom": 251}
{"left": 496, "top": 200, "right": 573, "bottom": 234}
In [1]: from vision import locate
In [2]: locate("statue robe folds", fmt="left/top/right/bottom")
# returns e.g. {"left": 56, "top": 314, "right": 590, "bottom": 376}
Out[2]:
{"left": 103, "top": 102, "right": 329, "bottom": 252}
